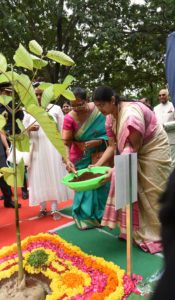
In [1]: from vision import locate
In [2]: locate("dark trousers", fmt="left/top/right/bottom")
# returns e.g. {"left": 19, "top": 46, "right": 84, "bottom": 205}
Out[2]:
{"left": 0, "top": 176, "right": 12, "bottom": 204}
{"left": 21, "top": 167, "right": 28, "bottom": 193}
{"left": 0, "top": 143, "right": 13, "bottom": 204}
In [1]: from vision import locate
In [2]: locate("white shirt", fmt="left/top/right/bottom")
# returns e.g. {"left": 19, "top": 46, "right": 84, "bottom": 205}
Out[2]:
{"left": 154, "top": 101, "right": 175, "bottom": 144}
{"left": 154, "top": 101, "right": 175, "bottom": 124}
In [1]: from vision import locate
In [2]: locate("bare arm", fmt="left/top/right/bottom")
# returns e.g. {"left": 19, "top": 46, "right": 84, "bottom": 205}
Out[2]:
{"left": 127, "top": 129, "right": 143, "bottom": 152}
{"left": 62, "top": 129, "right": 77, "bottom": 173}
{"left": 84, "top": 139, "right": 102, "bottom": 149}
{"left": 0, "top": 131, "right": 10, "bottom": 156}
{"left": 102, "top": 130, "right": 143, "bottom": 183}
{"left": 94, "top": 137, "right": 115, "bottom": 166}
{"left": 62, "top": 128, "right": 73, "bottom": 148}
{"left": 0, "top": 131, "right": 9, "bottom": 149}
{"left": 103, "top": 129, "right": 143, "bottom": 183}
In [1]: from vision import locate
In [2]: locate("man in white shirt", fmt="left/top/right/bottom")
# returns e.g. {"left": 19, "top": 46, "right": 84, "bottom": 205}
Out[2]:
{"left": 154, "top": 89, "right": 175, "bottom": 168}
{"left": 154, "top": 89, "right": 174, "bottom": 123}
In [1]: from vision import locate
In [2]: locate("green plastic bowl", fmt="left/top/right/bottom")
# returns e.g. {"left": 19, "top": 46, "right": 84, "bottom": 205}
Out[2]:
{"left": 61, "top": 166, "right": 111, "bottom": 192}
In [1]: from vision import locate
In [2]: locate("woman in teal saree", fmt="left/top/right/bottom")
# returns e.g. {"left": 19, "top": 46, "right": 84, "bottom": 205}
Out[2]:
{"left": 62, "top": 88, "right": 110, "bottom": 230}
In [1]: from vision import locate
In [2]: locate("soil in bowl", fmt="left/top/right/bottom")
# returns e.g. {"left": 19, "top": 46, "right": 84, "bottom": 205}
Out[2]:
{"left": 69, "top": 171, "right": 103, "bottom": 182}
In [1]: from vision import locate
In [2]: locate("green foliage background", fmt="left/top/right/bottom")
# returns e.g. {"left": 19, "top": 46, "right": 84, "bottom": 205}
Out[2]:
{"left": 1, "top": 0, "right": 175, "bottom": 104}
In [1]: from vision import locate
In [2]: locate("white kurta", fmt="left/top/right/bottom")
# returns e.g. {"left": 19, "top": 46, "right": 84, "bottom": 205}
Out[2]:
{"left": 154, "top": 101, "right": 175, "bottom": 168}
{"left": 23, "top": 104, "right": 73, "bottom": 206}
{"left": 154, "top": 101, "right": 175, "bottom": 125}
{"left": 154, "top": 101, "right": 175, "bottom": 144}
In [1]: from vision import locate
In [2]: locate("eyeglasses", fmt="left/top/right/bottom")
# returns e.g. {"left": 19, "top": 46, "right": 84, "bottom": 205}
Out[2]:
{"left": 159, "top": 94, "right": 166, "bottom": 97}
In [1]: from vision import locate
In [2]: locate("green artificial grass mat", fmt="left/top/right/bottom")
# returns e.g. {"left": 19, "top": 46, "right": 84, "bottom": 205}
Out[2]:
{"left": 56, "top": 223, "right": 163, "bottom": 280}
{"left": 59, "top": 206, "right": 163, "bottom": 299}
{"left": 60, "top": 205, "right": 72, "bottom": 216}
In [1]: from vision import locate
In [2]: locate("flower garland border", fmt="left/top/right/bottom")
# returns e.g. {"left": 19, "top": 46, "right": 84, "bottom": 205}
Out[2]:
{"left": 0, "top": 233, "right": 140, "bottom": 299}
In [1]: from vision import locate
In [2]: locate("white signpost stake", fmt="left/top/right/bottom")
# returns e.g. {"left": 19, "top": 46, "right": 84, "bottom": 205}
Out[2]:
{"left": 115, "top": 153, "right": 137, "bottom": 276}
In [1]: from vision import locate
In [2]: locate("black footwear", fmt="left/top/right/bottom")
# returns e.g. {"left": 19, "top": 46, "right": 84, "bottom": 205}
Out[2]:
{"left": 0, "top": 195, "right": 4, "bottom": 200}
{"left": 4, "top": 201, "right": 21, "bottom": 208}
{"left": 38, "top": 209, "right": 48, "bottom": 217}
{"left": 22, "top": 191, "right": 29, "bottom": 199}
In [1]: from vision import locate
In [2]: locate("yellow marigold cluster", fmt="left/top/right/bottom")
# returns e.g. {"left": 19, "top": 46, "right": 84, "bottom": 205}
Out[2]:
{"left": 0, "top": 233, "right": 125, "bottom": 300}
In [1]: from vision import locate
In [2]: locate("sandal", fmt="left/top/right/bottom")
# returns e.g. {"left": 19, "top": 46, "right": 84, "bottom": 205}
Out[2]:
{"left": 51, "top": 210, "right": 62, "bottom": 220}
{"left": 38, "top": 209, "right": 48, "bottom": 217}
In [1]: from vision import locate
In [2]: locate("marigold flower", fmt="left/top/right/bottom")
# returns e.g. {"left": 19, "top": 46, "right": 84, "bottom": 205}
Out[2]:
{"left": 0, "top": 233, "right": 140, "bottom": 300}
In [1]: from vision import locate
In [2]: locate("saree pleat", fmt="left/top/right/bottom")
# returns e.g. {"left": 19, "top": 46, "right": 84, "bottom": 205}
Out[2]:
{"left": 101, "top": 103, "right": 171, "bottom": 253}
{"left": 70, "top": 106, "right": 110, "bottom": 229}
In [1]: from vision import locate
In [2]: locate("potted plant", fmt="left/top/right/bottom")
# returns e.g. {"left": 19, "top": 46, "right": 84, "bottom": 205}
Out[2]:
{"left": 0, "top": 40, "right": 75, "bottom": 298}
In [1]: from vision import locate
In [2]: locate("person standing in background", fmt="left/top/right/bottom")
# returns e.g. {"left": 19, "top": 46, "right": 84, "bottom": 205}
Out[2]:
{"left": 0, "top": 82, "right": 27, "bottom": 202}
{"left": 23, "top": 82, "right": 73, "bottom": 220}
{"left": 154, "top": 89, "right": 174, "bottom": 124}
{"left": 62, "top": 101, "right": 71, "bottom": 115}
{"left": 154, "top": 89, "right": 175, "bottom": 168}
{"left": 62, "top": 87, "right": 110, "bottom": 230}
{"left": 0, "top": 131, "right": 21, "bottom": 208}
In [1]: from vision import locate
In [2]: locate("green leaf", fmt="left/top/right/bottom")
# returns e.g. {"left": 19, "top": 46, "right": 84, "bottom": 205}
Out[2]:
{"left": 0, "top": 95, "right": 12, "bottom": 106}
{"left": 0, "top": 73, "right": 9, "bottom": 84}
{"left": 31, "top": 54, "right": 48, "bottom": 69}
{"left": 16, "top": 159, "right": 25, "bottom": 187}
{"left": 14, "top": 74, "right": 38, "bottom": 108}
{"left": 53, "top": 83, "right": 75, "bottom": 100}
{"left": 0, "top": 53, "right": 7, "bottom": 73}
{"left": 63, "top": 75, "right": 75, "bottom": 88}
{"left": 26, "top": 104, "right": 66, "bottom": 157}
{"left": 16, "top": 134, "right": 30, "bottom": 152}
{"left": 41, "top": 86, "right": 55, "bottom": 109}
{"left": 38, "top": 82, "right": 52, "bottom": 90}
{"left": 46, "top": 50, "right": 75, "bottom": 66}
{"left": 53, "top": 83, "right": 67, "bottom": 98}
{"left": 0, "top": 115, "right": 6, "bottom": 129}
{"left": 29, "top": 40, "right": 43, "bottom": 56}
{"left": 13, "top": 43, "right": 33, "bottom": 71}
{"left": 51, "top": 76, "right": 75, "bottom": 101}
{"left": 0, "top": 159, "right": 24, "bottom": 187}
{"left": 0, "top": 71, "right": 19, "bottom": 84}
{"left": 0, "top": 167, "right": 14, "bottom": 187}
{"left": 15, "top": 119, "right": 30, "bottom": 152}
{"left": 16, "top": 118, "right": 25, "bottom": 132}
{"left": 62, "top": 89, "right": 76, "bottom": 101}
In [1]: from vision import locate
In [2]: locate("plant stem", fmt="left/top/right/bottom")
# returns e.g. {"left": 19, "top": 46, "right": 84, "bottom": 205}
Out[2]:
{"left": 11, "top": 68, "right": 24, "bottom": 284}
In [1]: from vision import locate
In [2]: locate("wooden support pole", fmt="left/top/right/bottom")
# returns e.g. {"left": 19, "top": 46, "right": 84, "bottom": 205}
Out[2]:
{"left": 126, "top": 154, "right": 132, "bottom": 276}
{"left": 126, "top": 203, "right": 132, "bottom": 276}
